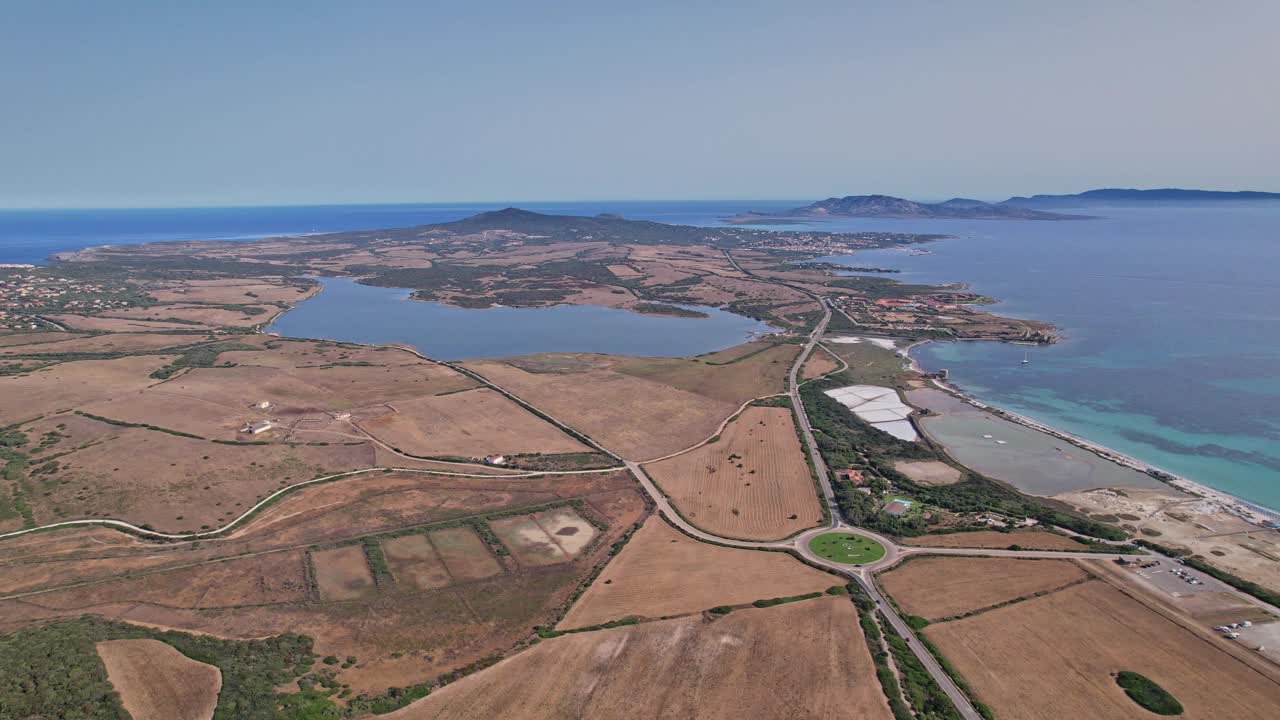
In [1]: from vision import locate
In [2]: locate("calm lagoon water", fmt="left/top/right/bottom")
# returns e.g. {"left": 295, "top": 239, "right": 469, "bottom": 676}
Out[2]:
{"left": 267, "top": 277, "right": 773, "bottom": 359}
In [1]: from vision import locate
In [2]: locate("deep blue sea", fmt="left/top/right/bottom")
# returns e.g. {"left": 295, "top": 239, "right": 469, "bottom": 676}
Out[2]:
{"left": 2, "top": 201, "right": 1278, "bottom": 510}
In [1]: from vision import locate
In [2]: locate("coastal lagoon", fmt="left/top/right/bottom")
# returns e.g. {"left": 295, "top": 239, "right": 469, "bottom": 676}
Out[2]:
{"left": 907, "top": 389, "right": 1165, "bottom": 497}
{"left": 267, "top": 277, "right": 774, "bottom": 359}
{"left": 813, "top": 204, "right": 1280, "bottom": 512}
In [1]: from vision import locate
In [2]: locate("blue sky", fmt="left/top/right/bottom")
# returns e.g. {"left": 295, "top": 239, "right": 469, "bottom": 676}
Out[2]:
{"left": 2, "top": 1, "right": 1277, "bottom": 207}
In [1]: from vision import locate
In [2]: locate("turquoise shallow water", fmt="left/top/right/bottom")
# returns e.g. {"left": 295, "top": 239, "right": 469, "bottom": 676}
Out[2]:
{"left": 812, "top": 204, "right": 1280, "bottom": 513}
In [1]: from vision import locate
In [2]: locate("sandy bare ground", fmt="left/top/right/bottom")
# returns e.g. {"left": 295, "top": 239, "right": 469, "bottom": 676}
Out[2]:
{"left": 879, "top": 556, "right": 1088, "bottom": 620}
{"left": 893, "top": 460, "right": 962, "bottom": 486}
{"left": 559, "top": 516, "right": 837, "bottom": 629}
{"left": 644, "top": 406, "right": 823, "bottom": 540}
{"left": 901, "top": 529, "right": 1088, "bottom": 551}
{"left": 356, "top": 388, "right": 589, "bottom": 458}
{"left": 1056, "top": 486, "right": 1280, "bottom": 591}
{"left": 927, "top": 580, "right": 1280, "bottom": 719}
{"left": 386, "top": 597, "right": 891, "bottom": 720}
{"left": 96, "top": 638, "right": 222, "bottom": 720}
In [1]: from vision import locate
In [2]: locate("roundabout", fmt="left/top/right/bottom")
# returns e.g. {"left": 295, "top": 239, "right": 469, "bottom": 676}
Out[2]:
{"left": 807, "top": 531, "right": 887, "bottom": 566}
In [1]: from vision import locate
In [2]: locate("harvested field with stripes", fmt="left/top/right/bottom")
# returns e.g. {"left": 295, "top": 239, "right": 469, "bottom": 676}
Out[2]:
{"left": 643, "top": 406, "right": 823, "bottom": 540}
{"left": 558, "top": 516, "right": 837, "bottom": 629}
{"left": 923, "top": 579, "right": 1280, "bottom": 719}
{"left": 386, "top": 597, "right": 891, "bottom": 720}
{"left": 878, "top": 556, "right": 1089, "bottom": 621}
{"left": 96, "top": 638, "right": 222, "bottom": 720}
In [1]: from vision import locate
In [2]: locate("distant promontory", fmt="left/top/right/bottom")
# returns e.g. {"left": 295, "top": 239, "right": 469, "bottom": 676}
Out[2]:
{"left": 727, "top": 195, "right": 1091, "bottom": 223}
{"left": 728, "top": 187, "right": 1280, "bottom": 223}
{"left": 1002, "top": 188, "right": 1280, "bottom": 207}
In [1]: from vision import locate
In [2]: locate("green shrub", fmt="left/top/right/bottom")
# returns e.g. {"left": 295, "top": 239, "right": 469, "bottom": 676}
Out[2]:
{"left": 1116, "top": 671, "right": 1183, "bottom": 715}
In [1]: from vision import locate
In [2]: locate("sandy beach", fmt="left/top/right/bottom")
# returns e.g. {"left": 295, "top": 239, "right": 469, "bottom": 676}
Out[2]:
{"left": 892, "top": 338, "right": 1280, "bottom": 528}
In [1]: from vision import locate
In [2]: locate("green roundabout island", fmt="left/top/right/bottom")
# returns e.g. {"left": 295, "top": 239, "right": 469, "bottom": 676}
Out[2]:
{"left": 809, "top": 532, "right": 887, "bottom": 565}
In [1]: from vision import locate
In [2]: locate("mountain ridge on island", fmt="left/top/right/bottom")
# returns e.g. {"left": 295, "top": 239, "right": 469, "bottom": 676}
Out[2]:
{"left": 1002, "top": 187, "right": 1280, "bottom": 207}
{"left": 727, "top": 187, "right": 1280, "bottom": 223}
{"left": 727, "top": 195, "right": 1091, "bottom": 223}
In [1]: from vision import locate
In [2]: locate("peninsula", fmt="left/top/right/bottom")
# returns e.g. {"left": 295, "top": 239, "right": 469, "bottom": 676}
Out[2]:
{"left": 728, "top": 194, "right": 1091, "bottom": 223}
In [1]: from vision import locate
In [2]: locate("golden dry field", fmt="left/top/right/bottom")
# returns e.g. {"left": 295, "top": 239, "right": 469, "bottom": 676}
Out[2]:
{"left": 559, "top": 516, "right": 837, "bottom": 629}
{"left": 926, "top": 580, "right": 1280, "bottom": 719}
{"left": 96, "top": 638, "right": 222, "bottom": 720}
{"left": 900, "top": 529, "right": 1089, "bottom": 551}
{"left": 878, "top": 556, "right": 1089, "bottom": 620}
{"left": 386, "top": 597, "right": 891, "bottom": 720}
{"left": 355, "top": 388, "right": 589, "bottom": 458}
{"left": 644, "top": 406, "right": 822, "bottom": 540}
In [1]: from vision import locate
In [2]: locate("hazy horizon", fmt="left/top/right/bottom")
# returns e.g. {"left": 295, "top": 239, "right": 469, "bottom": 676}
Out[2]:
{"left": 4, "top": 1, "right": 1278, "bottom": 208}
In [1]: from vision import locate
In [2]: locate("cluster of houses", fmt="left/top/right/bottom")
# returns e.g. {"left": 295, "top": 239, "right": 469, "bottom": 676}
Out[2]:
{"left": 0, "top": 271, "right": 140, "bottom": 331}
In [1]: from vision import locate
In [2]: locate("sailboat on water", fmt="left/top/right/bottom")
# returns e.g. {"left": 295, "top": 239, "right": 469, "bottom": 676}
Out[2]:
{"left": 1021, "top": 350, "right": 1030, "bottom": 365}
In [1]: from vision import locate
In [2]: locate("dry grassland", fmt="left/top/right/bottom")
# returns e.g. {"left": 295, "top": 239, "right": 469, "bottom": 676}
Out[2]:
{"left": 465, "top": 358, "right": 736, "bottom": 460}
{"left": 0, "top": 355, "right": 174, "bottom": 423}
{"left": 901, "top": 529, "right": 1088, "bottom": 551}
{"left": 26, "top": 550, "right": 309, "bottom": 611}
{"left": 81, "top": 391, "right": 253, "bottom": 439}
{"left": 559, "top": 516, "right": 836, "bottom": 629}
{"left": 388, "top": 596, "right": 890, "bottom": 720}
{"left": 96, "top": 638, "right": 222, "bottom": 720}
{"left": 0, "top": 332, "right": 199, "bottom": 356}
{"left": 428, "top": 526, "right": 502, "bottom": 581}
{"left": 606, "top": 263, "right": 643, "bottom": 278}
{"left": 382, "top": 535, "right": 452, "bottom": 591}
{"left": 612, "top": 343, "right": 799, "bottom": 403}
{"left": 464, "top": 346, "right": 796, "bottom": 460}
{"left": 32, "top": 428, "right": 372, "bottom": 530}
{"left": 1, "top": 428, "right": 647, "bottom": 698}
{"left": 101, "top": 303, "right": 277, "bottom": 327}
{"left": 0, "top": 331, "right": 91, "bottom": 348}
{"left": 927, "top": 580, "right": 1280, "bottom": 719}
{"left": 801, "top": 345, "right": 840, "bottom": 379}
{"left": 357, "top": 388, "right": 588, "bottom": 458}
{"left": 879, "top": 556, "right": 1088, "bottom": 620}
{"left": 45, "top": 314, "right": 213, "bottom": 332}
{"left": 148, "top": 279, "right": 315, "bottom": 304}
{"left": 893, "top": 460, "right": 962, "bottom": 486}
{"left": 313, "top": 545, "right": 377, "bottom": 601}
{"left": 644, "top": 406, "right": 822, "bottom": 540}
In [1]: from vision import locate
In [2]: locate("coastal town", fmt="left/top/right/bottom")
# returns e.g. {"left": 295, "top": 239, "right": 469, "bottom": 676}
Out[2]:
{"left": 0, "top": 267, "right": 145, "bottom": 331}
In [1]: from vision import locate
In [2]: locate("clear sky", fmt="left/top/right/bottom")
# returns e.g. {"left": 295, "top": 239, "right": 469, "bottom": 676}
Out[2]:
{"left": 2, "top": 0, "right": 1277, "bottom": 208}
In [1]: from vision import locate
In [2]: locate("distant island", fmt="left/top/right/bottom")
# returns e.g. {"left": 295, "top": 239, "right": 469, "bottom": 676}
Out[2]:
{"left": 1002, "top": 188, "right": 1280, "bottom": 208}
{"left": 727, "top": 187, "right": 1280, "bottom": 223}
{"left": 727, "top": 195, "right": 1091, "bottom": 223}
